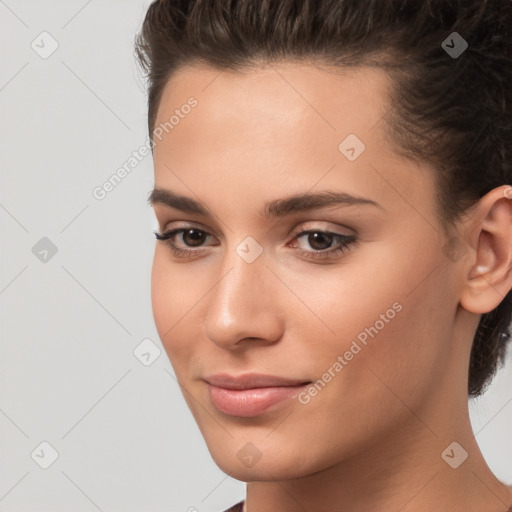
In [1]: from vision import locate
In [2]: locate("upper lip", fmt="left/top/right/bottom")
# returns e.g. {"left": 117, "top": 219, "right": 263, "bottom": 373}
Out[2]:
{"left": 204, "top": 373, "right": 312, "bottom": 390}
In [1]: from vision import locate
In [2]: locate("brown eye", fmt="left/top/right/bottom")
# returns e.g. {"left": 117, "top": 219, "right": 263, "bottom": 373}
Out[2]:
{"left": 306, "top": 232, "right": 334, "bottom": 250}
{"left": 154, "top": 226, "right": 218, "bottom": 258}
{"left": 291, "top": 229, "right": 357, "bottom": 261}
{"left": 182, "top": 229, "right": 207, "bottom": 247}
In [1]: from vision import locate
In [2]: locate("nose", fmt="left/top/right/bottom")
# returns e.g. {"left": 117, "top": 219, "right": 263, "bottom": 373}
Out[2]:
{"left": 203, "top": 245, "right": 284, "bottom": 350}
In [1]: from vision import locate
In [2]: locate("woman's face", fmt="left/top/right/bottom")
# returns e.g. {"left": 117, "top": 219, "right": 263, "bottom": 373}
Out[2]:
{"left": 149, "top": 62, "right": 470, "bottom": 479}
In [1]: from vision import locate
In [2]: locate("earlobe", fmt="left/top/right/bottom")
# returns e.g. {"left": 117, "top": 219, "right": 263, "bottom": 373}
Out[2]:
{"left": 459, "top": 185, "right": 512, "bottom": 315}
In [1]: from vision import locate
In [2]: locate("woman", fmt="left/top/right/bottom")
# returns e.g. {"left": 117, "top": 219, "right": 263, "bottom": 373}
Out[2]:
{"left": 135, "top": 1, "right": 512, "bottom": 510}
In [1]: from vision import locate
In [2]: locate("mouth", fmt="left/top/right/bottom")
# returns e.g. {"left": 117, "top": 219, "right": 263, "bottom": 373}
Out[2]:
{"left": 203, "top": 373, "right": 312, "bottom": 417}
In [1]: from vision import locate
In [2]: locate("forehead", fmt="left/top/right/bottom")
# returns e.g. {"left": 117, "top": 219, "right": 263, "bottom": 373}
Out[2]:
{"left": 155, "top": 61, "right": 392, "bottom": 143}
{"left": 152, "top": 62, "right": 437, "bottom": 224}
{"left": 154, "top": 62, "right": 393, "bottom": 170}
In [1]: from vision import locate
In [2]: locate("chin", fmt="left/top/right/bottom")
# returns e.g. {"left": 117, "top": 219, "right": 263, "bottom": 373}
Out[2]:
{"left": 213, "top": 456, "right": 312, "bottom": 483}
{"left": 204, "top": 436, "right": 326, "bottom": 482}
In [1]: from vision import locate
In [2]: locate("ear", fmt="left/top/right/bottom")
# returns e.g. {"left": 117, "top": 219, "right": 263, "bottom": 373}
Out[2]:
{"left": 459, "top": 185, "right": 512, "bottom": 315}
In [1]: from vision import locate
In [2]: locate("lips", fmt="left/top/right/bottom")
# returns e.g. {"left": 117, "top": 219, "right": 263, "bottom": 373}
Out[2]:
{"left": 203, "top": 373, "right": 311, "bottom": 390}
{"left": 204, "top": 373, "right": 312, "bottom": 417}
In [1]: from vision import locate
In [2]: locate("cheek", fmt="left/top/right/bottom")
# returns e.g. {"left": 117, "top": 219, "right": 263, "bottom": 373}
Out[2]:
{"left": 336, "top": 273, "right": 453, "bottom": 416}
{"left": 150, "top": 250, "right": 199, "bottom": 362}
{"left": 285, "top": 285, "right": 448, "bottom": 461}
{"left": 279, "top": 253, "right": 406, "bottom": 353}
{"left": 151, "top": 250, "right": 173, "bottom": 334}
{"left": 297, "top": 248, "right": 450, "bottom": 401}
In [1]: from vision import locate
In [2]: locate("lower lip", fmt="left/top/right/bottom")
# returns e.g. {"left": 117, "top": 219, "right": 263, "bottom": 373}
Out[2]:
{"left": 207, "top": 383, "right": 310, "bottom": 417}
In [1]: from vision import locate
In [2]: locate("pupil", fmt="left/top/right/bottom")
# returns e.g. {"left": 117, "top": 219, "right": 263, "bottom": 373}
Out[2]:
{"left": 184, "top": 229, "right": 205, "bottom": 246}
{"left": 308, "top": 232, "right": 332, "bottom": 250}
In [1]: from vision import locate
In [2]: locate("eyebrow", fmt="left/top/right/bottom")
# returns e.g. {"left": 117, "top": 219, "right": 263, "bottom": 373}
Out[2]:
{"left": 147, "top": 187, "right": 384, "bottom": 217}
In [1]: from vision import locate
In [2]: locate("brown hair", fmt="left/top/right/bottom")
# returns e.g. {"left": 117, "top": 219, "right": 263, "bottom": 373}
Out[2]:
{"left": 134, "top": 0, "right": 512, "bottom": 397}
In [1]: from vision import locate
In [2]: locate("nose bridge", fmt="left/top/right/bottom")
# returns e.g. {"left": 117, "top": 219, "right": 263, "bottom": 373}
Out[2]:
{"left": 204, "top": 241, "right": 282, "bottom": 347}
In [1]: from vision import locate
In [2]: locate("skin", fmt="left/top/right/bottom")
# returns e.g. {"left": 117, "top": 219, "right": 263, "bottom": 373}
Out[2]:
{"left": 149, "top": 61, "right": 512, "bottom": 512}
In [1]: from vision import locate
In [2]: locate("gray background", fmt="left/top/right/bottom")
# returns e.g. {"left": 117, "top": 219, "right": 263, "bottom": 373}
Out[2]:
{"left": 0, "top": 1, "right": 510, "bottom": 511}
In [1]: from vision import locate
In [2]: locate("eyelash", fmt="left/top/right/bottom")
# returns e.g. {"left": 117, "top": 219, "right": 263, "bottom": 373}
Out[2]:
{"left": 153, "top": 227, "right": 357, "bottom": 261}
